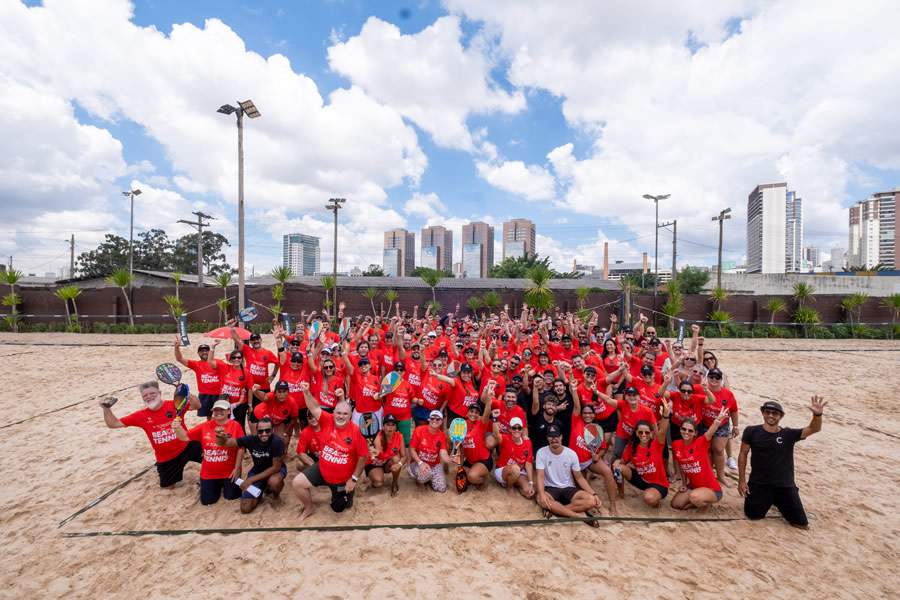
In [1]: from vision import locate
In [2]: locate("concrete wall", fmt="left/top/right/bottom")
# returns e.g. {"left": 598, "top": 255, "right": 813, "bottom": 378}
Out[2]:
{"left": 709, "top": 273, "right": 900, "bottom": 297}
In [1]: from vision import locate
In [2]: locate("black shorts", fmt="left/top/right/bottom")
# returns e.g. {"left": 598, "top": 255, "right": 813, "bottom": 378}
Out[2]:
{"left": 626, "top": 470, "right": 669, "bottom": 499}
{"left": 744, "top": 483, "right": 808, "bottom": 527}
{"left": 232, "top": 403, "right": 249, "bottom": 428}
{"left": 200, "top": 477, "right": 241, "bottom": 505}
{"left": 241, "top": 465, "right": 287, "bottom": 499}
{"left": 670, "top": 420, "right": 683, "bottom": 442}
{"left": 597, "top": 412, "right": 618, "bottom": 436}
{"left": 247, "top": 395, "right": 267, "bottom": 424}
{"left": 302, "top": 463, "right": 355, "bottom": 513}
{"left": 197, "top": 394, "right": 219, "bottom": 418}
{"left": 545, "top": 486, "right": 579, "bottom": 505}
{"left": 464, "top": 455, "right": 494, "bottom": 472}
{"left": 156, "top": 440, "right": 202, "bottom": 487}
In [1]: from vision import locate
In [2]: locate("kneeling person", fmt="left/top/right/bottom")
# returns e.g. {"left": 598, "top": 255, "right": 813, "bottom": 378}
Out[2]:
{"left": 216, "top": 417, "right": 286, "bottom": 514}
{"left": 535, "top": 425, "right": 602, "bottom": 526}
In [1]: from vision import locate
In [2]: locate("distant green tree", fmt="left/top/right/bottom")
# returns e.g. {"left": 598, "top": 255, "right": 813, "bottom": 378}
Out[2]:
{"left": 489, "top": 255, "right": 582, "bottom": 279}
{"left": 411, "top": 266, "right": 453, "bottom": 278}
{"left": 362, "top": 264, "right": 385, "bottom": 277}
{"left": 674, "top": 266, "right": 710, "bottom": 294}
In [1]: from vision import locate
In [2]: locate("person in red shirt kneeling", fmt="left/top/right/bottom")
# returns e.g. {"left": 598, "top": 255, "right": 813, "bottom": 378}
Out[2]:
{"left": 492, "top": 417, "right": 535, "bottom": 499}
{"left": 613, "top": 399, "right": 671, "bottom": 508}
{"left": 670, "top": 408, "right": 729, "bottom": 510}
{"left": 367, "top": 414, "right": 406, "bottom": 496}
{"left": 408, "top": 410, "right": 453, "bottom": 493}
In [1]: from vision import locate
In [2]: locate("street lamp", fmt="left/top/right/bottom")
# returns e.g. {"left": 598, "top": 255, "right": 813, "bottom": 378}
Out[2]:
{"left": 122, "top": 188, "right": 142, "bottom": 290}
{"left": 326, "top": 198, "right": 346, "bottom": 319}
{"left": 217, "top": 99, "right": 261, "bottom": 311}
{"left": 711, "top": 207, "right": 732, "bottom": 290}
{"left": 643, "top": 193, "right": 670, "bottom": 299}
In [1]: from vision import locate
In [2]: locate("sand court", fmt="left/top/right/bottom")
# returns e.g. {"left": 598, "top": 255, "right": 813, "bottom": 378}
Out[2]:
{"left": 2, "top": 333, "right": 899, "bottom": 598}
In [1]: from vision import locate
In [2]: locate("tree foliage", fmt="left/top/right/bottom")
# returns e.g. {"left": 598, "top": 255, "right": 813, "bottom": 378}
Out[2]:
{"left": 411, "top": 266, "right": 452, "bottom": 278}
{"left": 674, "top": 266, "right": 710, "bottom": 294}
{"left": 362, "top": 264, "right": 385, "bottom": 276}
{"left": 489, "top": 255, "right": 582, "bottom": 279}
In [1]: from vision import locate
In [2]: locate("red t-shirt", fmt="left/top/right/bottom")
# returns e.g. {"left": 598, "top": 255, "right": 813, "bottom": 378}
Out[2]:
{"left": 242, "top": 344, "right": 279, "bottom": 389}
{"left": 403, "top": 357, "right": 424, "bottom": 391}
{"left": 187, "top": 359, "right": 223, "bottom": 395}
{"left": 568, "top": 415, "right": 607, "bottom": 463}
{"left": 296, "top": 425, "right": 327, "bottom": 456}
{"left": 671, "top": 392, "right": 704, "bottom": 426}
{"left": 120, "top": 400, "right": 187, "bottom": 463}
{"left": 278, "top": 361, "right": 311, "bottom": 406}
{"left": 622, "top": 439, "right": 668, "bottom": 488}
{"left": 374, "top": 430, "right": 404, "bottom": 465}
{"left": 700, "top": 387, "right": 737, "bottom": 427}
{"left": 461, "top": 419, "right": 491, "bottom": 464}
{"left": 253, "top": 393, "right": 298, "bottom": 425}
{"left": 447, "top": 378, "right": 480, "bottom": 416}
{"left": 616, "top": 400, "right": 657, "bottom": 439}
{"left": 311, "top": 374, "right": 343, "bottom": 409}
{"left": 317, "top": 411, "right": 368, "bottom": 485}
{"left": 494, "top": 402, "right": 527, "bottom": 435}
{"left": 383, "top": 379, "right": 415, "bottom": 421}
{"left": 479, "top": 372, "right": 507, "bottom": 398}
{"left": 187, "top": 419, "right": 244, "bottom": 479}
{"left": 634, "top": 378, "right": 663, "bottom": 418}
{"left": 672, "top": 435, "right": 721, "bottom": 492}
{"left": 350, "top": 370, "right": 382, "bottom": 413}
{"left": 410, "top": 425, "right": 447, "bottom": 466}
{"left": 496, "top": 433, "right": 533, "bottom": 469}
{"left": 419, "top": 374, "right": 448, "bottom": 411}
{"left": 216, "top": 360, "right": 251, "bottom": 404}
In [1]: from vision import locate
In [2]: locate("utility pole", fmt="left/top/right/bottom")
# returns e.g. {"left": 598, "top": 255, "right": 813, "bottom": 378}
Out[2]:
{"left": 711, "top": 208, "right": 732, "bottom": 290}
{"left": 178, "top": 211, "right": 215, "bottom": 286}
{"left": 325, "top": 198, "right": 346, "bottom": 319}
{"left": 659, "top": 220, "right": 677, "bottom": 284}
{"left": 69, "top": 234, "right": 75, "bottom": 279}
{"left": 643, "top": 193, "right": 670, "bottom": 299}
{"left": 121, "top": 189, "right": 142, "bottom": 290}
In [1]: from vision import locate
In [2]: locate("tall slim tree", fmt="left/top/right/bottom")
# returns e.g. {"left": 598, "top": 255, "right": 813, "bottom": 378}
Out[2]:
{"left": 106, "top": 269, "right": 135, "bottom": 326}
{"left": 54, "top": 285, "right": 82, "bottom": 330}
{"left": 2, "top": 269, "right": 23, "bottom": 333}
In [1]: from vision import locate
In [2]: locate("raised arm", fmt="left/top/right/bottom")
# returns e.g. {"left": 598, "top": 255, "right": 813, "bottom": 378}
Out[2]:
{"left": 173, "top": 338, "right": 190, "bottom": 367}
{"left": 98, "top": 397, "right": 125, "bottom": 429}
{"left": 656, "top": 398, "right": 671, "bottom": 444}
{"left": 206, "top": 340, "right": 220, "bottom": 368}
{"left": 704, "top": 407, "right": 729, "bottom": 442}
{"left": 800, "top": 395, "right": 827, "bottom": 440}
{"left": 300, "top": 381, "right": 321, "bottom": 421}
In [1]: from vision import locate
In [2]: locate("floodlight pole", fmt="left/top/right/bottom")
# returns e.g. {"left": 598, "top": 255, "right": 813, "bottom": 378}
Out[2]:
{"left": 122, "top": 188, "right": 142, "bottom": 292}
{"left": 712, "top": 208, "right": 732, "bottom": 289}
{"left": 643, "top": 193, "right": 670, "bottom": 298}
{"left": 326, "top": 198, "right": 346, "bottom": 320}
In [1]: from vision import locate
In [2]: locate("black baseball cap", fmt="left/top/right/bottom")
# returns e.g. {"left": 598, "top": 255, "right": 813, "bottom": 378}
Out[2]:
{"left": 358, "top": 358, "right": 370, "bottom": 366}
{"left": 289, "top": 337, "right": 301, "bottom": 346}
{"left": 625, "top": 386, "right": 639, "bottom": 395}
{"left": 760, "top": 400, "right": 784, "bottom": 415}
{"left": 383, "top": 414, "right": 398, "bottom": 425}
{"left": 650, "top": 337, "right": 661, "bottom": 345}
{"left": 274, "top": 381, "right": 289, "bottom": 391}
{"left": 228, "top": 350, "right": 243, "bottom": 360}
{"left": 547, "top": 425, "right": 562, "bottom": 438}
{"left": 249, "top": 333, "right": 262, "bottom": 341}
{"left": 460, "top": 363, "right": 473, "bottom": 372}
{"left": 584, "top": 366, "right": 598, "bottom": 375}
{"left": 393, "top": 362, "right": 405, "bottom": 371}
{"left": 708, "top": 368, "right": 723, "bottom": 379}
{"left": 198, "top": 344, "right": 210, "bottom": 351}
{"left": 640, "top": 365, "right": 654, "bottom": 376}
{"left": 290, "top": 352, "right": 304, "bottom": 363}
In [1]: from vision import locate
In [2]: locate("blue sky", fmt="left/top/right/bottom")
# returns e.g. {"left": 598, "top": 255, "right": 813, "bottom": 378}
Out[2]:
{"left": 3, "top": 0, "right": 899, "bottom": 276}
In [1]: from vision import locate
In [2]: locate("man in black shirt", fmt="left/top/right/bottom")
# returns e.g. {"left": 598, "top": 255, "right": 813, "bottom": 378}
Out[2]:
{"left": 217, "top": 417, "right": 286, "bottom": 514}
{"left": 530, "top": 386, "right": 566, "bottom": 450}
{"left": 738, "top": 397, "right": 827, "bottom": 529}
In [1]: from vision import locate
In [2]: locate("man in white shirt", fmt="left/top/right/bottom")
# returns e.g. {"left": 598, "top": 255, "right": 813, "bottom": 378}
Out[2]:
{"left": 535, "top": 425, "right": 603, "bottom": 524}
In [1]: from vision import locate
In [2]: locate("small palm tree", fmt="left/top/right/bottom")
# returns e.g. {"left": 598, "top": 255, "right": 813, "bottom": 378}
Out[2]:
{"left": 2, "top": 269, "right": 23, "bottom": 333}
{"left": 172, "top": 272, "right": 183, "bottom": 301}
{"left": 106, "top": 269, "right": 134, "bottom": 326}
{"left": 792, "top": 306, "right": 820, "bottom": 338}
{"left": 466, "top": 296, "right": 483, "bottom": 317}
{"left": 54, "top": 285, "right": 82, "bottom": 330}
{"left": 162, "top": 294, "right": 184, "bottom": 319}
{"left": 481, "top": 290, "right": 501, "bottom": 315}
{"left": 841, "top": 292, "right": 868, "bottom": 335}
{"left": 792, "top": 282, "right": 815, "bottom": 308}
{"left": 215, "top": 272, "right": 232, "bottom": 325}
{"left": 575, "top": 287, "right": 590, "bottom": 310}
{"left": 362, "top": 287, "right": 380, "bottom": 317}
{"left": 384, "top": 289, "right": 399, "bottom": 313}
{"left": 270, "top": 266, "right": 293, "bottom": 315}
{"left": 711, "top": 286, "right": 728, "bottom": 311}
{"left": 708, "top": 309, "right": 731, "bottom": 336}
{"left": 661, "top": 280, "right": 684, "bottom": 331}
{"left": 764, "top": 297, "right": 787, "bottom": 324}
{"left": 524, "top": 264, "right": 554, "bottom": 315}
{"left": 882, "top": 293, "right": 900, "bottom": 339}
{"left": 321, "top": 275, "right": 336, "bottom": 314}
{"left": 418, "top": 268, "right": 443, "bottom": 305}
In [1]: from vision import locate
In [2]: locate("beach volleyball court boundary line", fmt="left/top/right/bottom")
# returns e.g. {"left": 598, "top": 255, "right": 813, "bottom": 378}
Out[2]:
{"left": 0, "top": 384, "right": 140, "bottom": 430}
{"left": 60, "top": 514, "right": 783, "bottom": 538}
{"left": 58, "top": 464, "right": 155, "bottom": 528}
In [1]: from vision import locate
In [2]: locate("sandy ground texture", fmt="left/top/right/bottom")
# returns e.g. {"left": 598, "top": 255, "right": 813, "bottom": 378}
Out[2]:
{"left": 1, "top": 333, "right": 899, "bottom": 599}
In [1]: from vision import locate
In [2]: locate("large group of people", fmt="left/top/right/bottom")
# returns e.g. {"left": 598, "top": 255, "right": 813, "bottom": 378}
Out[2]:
{"left": 100, "top": 302, "right": 826, "bottom": 528}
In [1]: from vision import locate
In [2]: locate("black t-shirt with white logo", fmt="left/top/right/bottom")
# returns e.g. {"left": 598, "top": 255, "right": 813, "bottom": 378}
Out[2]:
{"left": 237, "top": 435, "right": 285, "bottom": 472}
{"left": 742, "top": 425, "right": 803, "bottom": 487}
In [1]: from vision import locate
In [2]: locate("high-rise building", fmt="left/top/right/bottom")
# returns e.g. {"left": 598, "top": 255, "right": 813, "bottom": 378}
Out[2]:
{"left": 502, "top": 218, "right": 536, "bottom": 260}
{"left": 462, "top": 243, "right": 482, "bottom": 278}
{"left": 785, "top": 191, "right": 803, "bottom": 272}
{"left": 383, "top": 229, "right": 415, "bottom": 276}
{"left": 747, "top": 183, "right": 803, "bottom": 274}
{"left": 804, "top": 246, "right": 821, "bottom": 269}
{"left": 421, "top": 225, "right": 453, "bottom": 272}
{"left": 282, "top": 234, "right": 320, "bottom": 276}
{"left": 848, "top": 190, "right": 898, "bottom": 269}
{"left": 461, "top": 221, "right": 494, "bottom": 277}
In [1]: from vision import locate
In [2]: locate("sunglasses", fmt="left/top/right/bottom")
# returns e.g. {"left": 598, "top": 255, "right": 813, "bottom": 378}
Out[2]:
{"left": 429, "top": 417, "right": 443, "bottom": 422}
{"left": 257, "top": 428, "right": 273, "bottom": 434}
{"left": 708, "top": 375, "right": 722, "bottom": 380}
{"left": 680, "top": 389, "right": 693, "bottom": 394}
{"left": 324, "top": 365, "right": 335, "bottom": 369}
{"left": 511, "top": 426, "right": 523, "bottom": 431}
{"left": 762, "top": 409, "right": 781, "bottom": 416}
{"left": 679, "top": 427, "right": 695, "bottom": 433}
{"left": 636, "top": 430, "right": 652, "bottom": 436}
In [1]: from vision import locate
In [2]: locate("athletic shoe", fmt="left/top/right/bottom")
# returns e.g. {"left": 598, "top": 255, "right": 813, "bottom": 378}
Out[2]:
{"left": 726, "top": 457, "right": 737, "bottom": 470}
{"left": 613, "top": 467, "right": 623, "bottom": 484}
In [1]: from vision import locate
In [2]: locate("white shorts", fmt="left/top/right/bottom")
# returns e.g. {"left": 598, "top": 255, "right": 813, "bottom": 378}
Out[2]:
{"left": 579, "top": 459, "right": 593, "bottom": 471}
{"left": 494, "top": 466, "right": 526, "bottom": 486}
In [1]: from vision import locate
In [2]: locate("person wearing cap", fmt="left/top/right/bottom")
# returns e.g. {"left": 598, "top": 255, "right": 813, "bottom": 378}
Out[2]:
{"left": 381, "top": 361, "right": 416, "bottom": 444}
{"left": 214, "top": 416, "right": 286, "bottom": 514}
{"left": 342, "top": 352, "right": 383, "bottom": 429}
{"left": 613, "top": 398, "right": 671, "bottom": 508}
{"left": 456, "top": 398, "right": 495, "bottom": 487}
{"left": 444, "top": 361, "right": 480, "bottom": 423}
{"left": 610, "top": 385, "right": 657, "bottom": 459}
{"left": 634, "top": 364, "right": 663, "bottom": 419}
{"left": 206, "top": 340, "right": 253, "bottom": 428}
{"left": 231, "top": 326, "right": 280, "bottom": 434}
{"left": 99, "top": 380, "right": 202, "bottom": 488}
{"left": 529, "top": 375, "right": 565, "bottom": 449}
{"left": 172, "top": 398, "right": 245, "bottom": 505}
{"left": 251, "top": 380, "right": 299, "bottom": 451}
{"left": 738, "top": 396, "right": 827, "bottom": 529}
{"left": 535, "top": 425, "right": 602, "bottom": 524}
{"left": 368, "top": 414, "right": 406, "bottom": 496}
{"left": 569, "top": 390, "right": 620, "bottom": 515}
{"left": 492, "top": 416, "right": 535, "bottom": 498}
{"left": 415, "top": 357, "right": 451, "bottom": 426}
{"left": 408, "top": 410, "right": 453, "bottom": 492}
{"left": 698, "top": 367, "right": 739, "bottom": 482}
{"left": 292, "top": 382, "right": 368, "bottom": 521}
{"left": 174, "top": 337, "right": 222, "bottom": 419}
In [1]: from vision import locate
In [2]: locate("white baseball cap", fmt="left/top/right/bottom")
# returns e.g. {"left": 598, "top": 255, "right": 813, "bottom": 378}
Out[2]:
{"left": 510, "top": 417, "right": 524, "bottom": 428}
{"left": 212, "top": 399, "right": 230, "bottom": 412}
{"left": 428, "top": 410, "right": 444, "bottom": 420}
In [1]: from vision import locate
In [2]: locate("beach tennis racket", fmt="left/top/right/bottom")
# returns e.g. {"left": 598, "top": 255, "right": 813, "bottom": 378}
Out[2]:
{"left": 308, "top": 320, "right": 322, "bottom": 342}
{"left": 239, "top": 306, "right": 258, "bottom": 324}
{"left": 177, "top": 314, "right": 190, "bottom": 347}
{"left": 156, "top": 363, "right": 190, "bottom": 416}
{"left": 360, "top": 412, "right": 381, "bottom": 459}
{"left": 380, "top": 371, "right": 402, "bottom": 396}
{"left": 583, "top": 422, "right": 604, "bottom": 454}
{"left": 339, "top": 317, "right": 350, "bottom": 340}
{"left": 281, "top": 312, "right": 293, "bottom": 333}
{"left": 677, "top": 319, "right": 685, "bottom": 344}
{"left": 449, "top": 418, "right": 469, "bottom": 493}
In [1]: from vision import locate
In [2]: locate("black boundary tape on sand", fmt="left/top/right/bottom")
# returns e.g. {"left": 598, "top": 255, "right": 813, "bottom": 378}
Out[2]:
{"left": 0, "top": 341, "right": 171, "bottom": 348}
{"left": 0, "top": 384, "right": 140, "bottom": 430}
{"left": 58, "top": 464, "right": 155, "bottom": 528}
{"left": 60, "top": 514, "right": 783, "bottom": 538}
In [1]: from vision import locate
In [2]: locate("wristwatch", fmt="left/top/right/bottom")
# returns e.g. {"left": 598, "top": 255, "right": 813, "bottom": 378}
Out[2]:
{"left": 351, "top": 475, "right": 359, "bottom": 482}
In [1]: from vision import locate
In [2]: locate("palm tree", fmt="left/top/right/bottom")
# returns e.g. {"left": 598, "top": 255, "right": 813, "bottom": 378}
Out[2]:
{"left": 792, "top": 282, "right": 815, "bottom": 309}
{"left": 270, "top": 266, "right": 293, "bottom": 315}
{"left": 172, "top": 272, "right": 183, "bottom": 301}
{"left": 711, "top": 286, "right": 728, "bottom": 311}
{"left": 2, "top": 269, "right": 23, "bottom": 333}
{"left": 215, "top": 271, "right": 232, "bottom": 325}
{"left": 418, "top": 268, "right": 443, "bottom": 305}
{"left": 524, "top": 264, "right": 554, "bottom": 315}
{"left": 481, "top": 290, "right": 501, "bottom": 316}
{"left": 882, "top": 293, "right": 900, "bottom": 339}
{"left": 384, "top": 289, "right": 399, "bottom": 314}
{"left": 321, "top": 275, "right": 336, "bottom": 314}
{"left": 841, "top": 292, "right": 868, "bottom": 335}
{"left": 162, "top": 294, "right": 184, "bottom": 319}
{"left": 575, "top": 287, "right": 590, "bottom": 310}
{"left": 466, "top": 296, "right": 483, "bottom": 317}
{"left": 54, "top": 285, "right": 82, "bottom": 330}
{"left": 792, "top": 306, "right": 820, "bottom": 338}
{"left": 764, "top": 297, "right": 787, "bottom": 324}
{"left": 106, "top": 269, "right": 134, "bottom": 326}
{"left": 362, "top": 287, "right": 379, "bottom": 317}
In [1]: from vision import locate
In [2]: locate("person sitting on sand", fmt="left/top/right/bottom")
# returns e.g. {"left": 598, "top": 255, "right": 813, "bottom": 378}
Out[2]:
{"left": 535, "top": 425, "right": 602, "bottom": 525}
{"left": 172, "top": 398, "right": 244, "bottom": 505}
{"left": 99, "top": 381, "right": 200, "bottom": 488}
{"left": 367, "top": 414, "right": 406, "bottom": 496}
{"left": 215, "top": 416, "right": 286, "bottom": 514}
{"left": 292, "top": 382, "right": 368, "bottom": 520}
{"left": 492, "top": 416, "right": 535, "bottom": 499}
{"left": 295, "top": 409, "right": 324, "bottom": 469}
{"left": 569, "top": 396, "right": 620, "bottom": 516}
{"left": 613, "top": 399, "right": 671, "bottom": 508}
{"left": 408, "top": 410, "right": 453, "bottom": 493}
{"left": 670, "top": 408, "right": 729, "bottom": 511}
{"left": 738, "top": 397, "right": 827, "bottom": 529}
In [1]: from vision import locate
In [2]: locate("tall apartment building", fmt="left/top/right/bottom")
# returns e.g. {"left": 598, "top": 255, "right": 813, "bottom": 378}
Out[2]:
{"left": 848, "top": 190, "right": 898, "bottom": 269}
{"left": 420, "top": 225, "right": 453, "bottom": 272}
{"left": 461, "top": 221, "right": 494, "bottom": 277}
{"left": 785, "top": 191, "right": 803, "bottom": 272}
{"left": 502, "top": 218, "right": 536, "bottom": 260}
{"left": 804, "top": 246, "right": 820, "bottom": 269}
{"left": 282, "top": 234, "right": 320, "bottom": 276}
{"left": 747, "top": 183, "right": 803, "bottom": 274}
{"left": 383, "top": 229, "right": 415, "bottom": 276}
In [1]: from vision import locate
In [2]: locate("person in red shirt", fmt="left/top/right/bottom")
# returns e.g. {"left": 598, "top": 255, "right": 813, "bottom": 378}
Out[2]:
{"left": 445, "top": 363, "right": 480, "bottom": 422}
{"left": 251, "top": 381, "right": 299, "bottom": 450}
{"left": 343, "top": 355, "right": 383, "bottom": 426}
{"left": 493, "top": 388, "right": 527, "bottom": 436}
{"left": 381, "top": 361, "right": 415, "bottom": 444}
{"left": 367, "top": 414, "right": 406, "bottom": 495}
{"left": 665, "top": 382, "right": 705, "bottom": 444}
{"left": 671, "top": 408, "right": 729, "bottom": 510}
{"left": 292, "top": 382, "right": 368, "bottom": 520}
{"left": 611, "top": 386, "right": 658, "bottom": 459}
{"left": 613, "top": 399, "right": 671, "bottom": 508}
{"left": 295, "top": 410, "right": 328, "bottom": 469}
{"left": 700, "top": 368, "right": 740, "bottom": 482}
{"left": 415, "top": 361, "right": 451, "bottom": 425}
{"left": 232, "top": 329, "right": 280, "bottom": 434}
{"left": 634, "top": 364, "right": 663, "bottom": 419}
{"left": 408, "top": 410, "right": 453, "bottom": 492}
{"left": 207, "top": 342, "right": 252, "bottom": 426}
{"left": 174, "top": 338, "right": 221, "bottom": 419}
{"left": 100, "top": 380, "right": 201, "bottom": 488}
{"left": 569, "top": 399, "right": 619, "bottom": 516}
{"left": 492, "top": 417, "right": 535, "bottom": 498}
{"left": 172, "top": 398, "right": 245, "bottom": 505}
{"left": 454, "top": 399, "right": 494, "bottom": 487}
